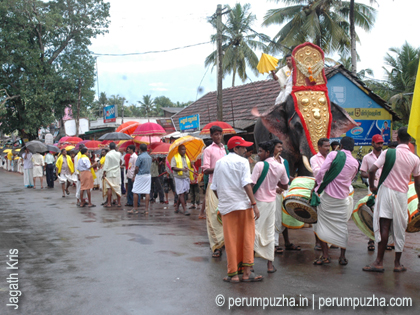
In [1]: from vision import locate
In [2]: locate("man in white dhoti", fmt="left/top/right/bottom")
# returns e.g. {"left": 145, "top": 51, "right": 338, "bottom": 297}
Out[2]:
{"left": 22, "top": 149, "right": 34, "bottom": 188}
{"left": 56, "top": 149, "right": 75, "bottom": 197}
{"left": 131, "top": 144, "right": 152, "bottom": 214}
{"left": 251, "top": 141, "right": 289, "bottom": 273}
{"left": 74, "top": 144, "right": 85, "bottom": 205}
{"left": 271, "top": 54, "right": 293, "bottom": 104}
{"left": 32, "top": 152, "right": 45, "bottom": 189}
{"left": 313, "top": 137, "right": 358, "bottom": 266}
{"left": 102, "top": 142, "right": 122, "bottom": 207}
{"left": 363, "top": 127, "right": 420, "bottom": 273}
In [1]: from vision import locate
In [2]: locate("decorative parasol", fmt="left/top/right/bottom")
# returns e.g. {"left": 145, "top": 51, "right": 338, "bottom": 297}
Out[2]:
{"left": 25, "top": 140, "right": 48, "bottom": 154}
{"left": 98, "top": 132, "right": 132, "bottom": 141}
{"left": 257, "top": 53, "right": 279, "bottom": 74}
{"left": 116, "top": 121, "right": 141, "bottom": 135}
{"left": 132, "top": 122, "right": 166, "bottom": 137}
{"left": 200, "top": 121, "right": 236, "bottom": 135}
{"left": 150, "top": 142, "right": 171, "bottom": 157}
{"left": 167, "top": 136, "right": 205, "bottom": 163}
{"left": 117, "top": 140, "right": 135, "bottom": 150}
{"left": 133, "top": 136, "right": 161, "bottom": 144}
{"left": 83, "top": 140, "right": 102, "bottom": 150}
{"left": 59, "top": 136, "right": 83, "bottom": 144}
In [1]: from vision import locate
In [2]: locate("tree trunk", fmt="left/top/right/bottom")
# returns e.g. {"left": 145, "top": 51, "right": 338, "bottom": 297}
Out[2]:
{"left": 76, "top": 79, "right": 82, "bottom": 137}
{"left": 232, "top": 58, "right": 236, "bottom": 87}
{"left": 350, "top": 0, "right": 357, "bottom": 74}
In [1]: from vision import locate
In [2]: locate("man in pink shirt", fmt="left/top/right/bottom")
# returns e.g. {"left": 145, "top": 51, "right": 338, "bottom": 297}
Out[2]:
{"left": 360, "top": 134, "right": 384, "bottom": 251}
{"left": 252, "top": 141, "right": 289, "bottom": 273}
{"left": 202, "top": 125, "right": 227, "bottom": 258}
{"left": 364, "top": 127, "right": 420, "bottom": 273}
{"left": 310, "top": 138, "right": 330, "bottom": 177}
{"left": 313, "top": 137, "right": 359, "bottom": 266}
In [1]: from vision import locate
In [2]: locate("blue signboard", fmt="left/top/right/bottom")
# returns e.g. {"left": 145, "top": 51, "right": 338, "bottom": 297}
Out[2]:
{"left": 331, "top": 119, "right": 391, "bottom": 146}
{"left": 179, "top": 114, "right": 199, "bottom": 131}
{"left": 103, "top": 105, "right": 117, "bottom": 123}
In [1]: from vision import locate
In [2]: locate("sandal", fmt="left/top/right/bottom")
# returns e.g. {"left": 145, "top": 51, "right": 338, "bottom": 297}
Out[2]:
{"left": 386, "top": 245, "right": 394, "bottom": 250}
{"left": 223, "top": 276, "right": 241, "bottom": 283}
{"left": 314, "top": 244, "right": 322, "bottom": 251}
{"left": 267, "top": 266, "right": 277, "bottom": 273}
{"left": 393, "top": 265, "right": 407, "bottom": 272}
{"left": 242, "top": 272, "right": 263, "bottom": 282}
{"left": 212, "top": 249, "right": 222, "bottom": 258}
{"left": 285, "top": 243, "right": 301, "bottom": 251}
{"left": 367, "top": 240, "right": 375, "bottom": 251}
{"left": 313, "top": 256, "right": 331, "bottom": 265}
{"left": 66, "top": 190, "right": 70, "bottom": 195}
{"left": 339, "top": 257, "right": 348, "bottom": 265}
{"left": 275, "top": 246, "right": 284, "bottom": 254}
{"left": 198, "top": 215, "right": 206, "bottom": 219}
{"left": 362, "top": 265, "right": 384, "bottom": 272}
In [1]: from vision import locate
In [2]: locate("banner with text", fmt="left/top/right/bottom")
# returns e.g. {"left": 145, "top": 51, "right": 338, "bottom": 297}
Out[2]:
{"left": 331, "top": 119, "right": 391, "bottom": 146}
{"left": 179, "top": 114, "right": 199, "bottom": 132}
{"left": 103, "top": 105, "right": 117, "bottom": 123}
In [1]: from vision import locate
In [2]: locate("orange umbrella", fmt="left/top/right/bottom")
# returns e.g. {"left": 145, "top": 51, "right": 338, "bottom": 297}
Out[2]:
{"left": 84, "top": 140, "right": 102, "bottom": 150}
{"left": 200, "top": 121, "right": 236, "bottom": 135}
{"left": 116, "top": 121, "right": 141, "bottom": 135}
{"left": 59, "top": 136, "right": 83, "bottom": 144}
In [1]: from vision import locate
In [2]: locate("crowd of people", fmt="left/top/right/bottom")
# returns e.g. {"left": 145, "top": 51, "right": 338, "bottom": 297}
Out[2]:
{"left": 2, "top": 126, "right": 420, "bottom": 282}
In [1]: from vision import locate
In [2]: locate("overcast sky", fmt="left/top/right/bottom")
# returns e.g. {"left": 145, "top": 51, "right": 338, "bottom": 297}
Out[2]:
{"left": 90, "top": 0, "right": 420, "bottom": 106}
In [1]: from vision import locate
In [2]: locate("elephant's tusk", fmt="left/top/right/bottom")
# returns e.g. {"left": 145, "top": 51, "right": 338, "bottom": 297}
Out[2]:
{"left": 302, "top": 155, "right": 313, "bottom": 174}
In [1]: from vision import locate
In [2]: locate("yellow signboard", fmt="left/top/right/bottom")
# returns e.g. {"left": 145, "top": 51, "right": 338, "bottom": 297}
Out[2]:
{"left": 346, "top": 108, "right": 392, "bottom": 120}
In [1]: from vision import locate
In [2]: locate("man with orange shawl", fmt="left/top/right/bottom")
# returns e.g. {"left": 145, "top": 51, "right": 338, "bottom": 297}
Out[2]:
{"left": 77, "top": 147, "right": 97, "bottom": 208}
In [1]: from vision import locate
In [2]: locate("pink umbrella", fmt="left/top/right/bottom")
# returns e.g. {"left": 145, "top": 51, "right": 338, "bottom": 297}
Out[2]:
{"left": 133, "top": 136, "right": 161, "bottom": 144}
{"left": 132, "top": 122, "right": 166, "bottom": 137}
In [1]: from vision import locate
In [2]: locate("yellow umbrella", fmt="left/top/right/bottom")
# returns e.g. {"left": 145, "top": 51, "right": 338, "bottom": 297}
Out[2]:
{"left": 167, "top": 136, "right": 205, "bottom": 163}
{"left": 65, "top": 145, "right": 75, "bottom": 151}
{"left": 257, "top": 53, "right": 279, "bottom": 74}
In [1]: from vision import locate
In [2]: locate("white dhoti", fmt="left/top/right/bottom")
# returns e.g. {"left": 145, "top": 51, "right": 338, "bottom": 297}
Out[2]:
{"left": 313, "top": 192, "right": 353, "bottom": 249}
{"left": 103, "top": 176, "right": 122, "bottom": 199}
{"left": 205, "top": 185, "right": 224, "bottom": 252}
{"left": 23, "top": 168, "right": 34, "bottom": 187}
{"left": 8, "top": 161, "right": 13, "bottom": 171}
{"left": 374, "top": 185, "right": 407, "bottom": 252}
{"left": 174, "top": 177, "right": 190, "bottom": 195}
{"left": 274, "top": 194, "right": 286, "bottom": 246}
{"left": 97, "top": 169, "right": 103, "bottom": 190}
{"left": 254, "top": 200, "right": 276, "bottom": 262}
{"left": 58, "top": 173, "right": 76, "bottom": 185}
{"left": 75, "top": 179, "right": 81, "bottom": 199}
{"left": 33, "top": 165, "right": 43, "bottom": 178}
{"left": 132, "top": 174, "right": 151, "bottom": 194}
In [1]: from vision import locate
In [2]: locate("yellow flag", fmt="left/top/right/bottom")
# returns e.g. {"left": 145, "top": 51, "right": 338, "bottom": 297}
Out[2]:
{"left": 408, "top": 61, "right": 420, "bottom": 156}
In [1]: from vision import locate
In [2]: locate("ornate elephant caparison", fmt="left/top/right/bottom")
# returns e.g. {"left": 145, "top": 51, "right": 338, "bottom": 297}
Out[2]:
{"left": 253, "top": 43, "right": 357, "bottom": 176}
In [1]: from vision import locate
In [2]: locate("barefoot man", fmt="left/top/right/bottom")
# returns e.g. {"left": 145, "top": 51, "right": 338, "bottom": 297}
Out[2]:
{"left": 212, "top": 136, "right": 262, "bottom": 283}
{"left": 102, "top": 142, "right": 122, "bottom": 207}
{"left": 77, "top": 147, "right": 97, "bottom": 208}
{"left": 252, "top": 141, "right": 289, "bottom": 273}
{"left": 363, "top": 127, "right": 420, "bottom": 273}
{"left": 171, "top": 144, "right": 193, "bottom": 216}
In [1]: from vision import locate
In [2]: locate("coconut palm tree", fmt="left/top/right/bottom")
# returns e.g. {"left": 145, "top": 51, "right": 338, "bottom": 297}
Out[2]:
{"left": 205, "top": 3, "right": 269, "bottom": 87}
{"left": 383, "top": 42, "right": 420, "bottom": 124}
{"left": 263, "top": 0, "right": 376, "bottom": 56}
{"left": 335, "top": 55, "right": 373, "bottom": 79}
{"left": 137, "top": 95, "right": 156, "bottom": 117}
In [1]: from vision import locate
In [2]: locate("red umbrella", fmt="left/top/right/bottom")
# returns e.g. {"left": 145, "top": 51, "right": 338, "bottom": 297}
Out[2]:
{"left": 117, "top": 140, "right": 136, "bottom": 150}
{"left": 116, "top": 121, "right": 141, "bottom": 135}
{"left": 59, "top": 136, "right": 83, "bottom": 144}
{"left": 200, "top": 121, "right": 236, "bottom": 135}
{"left": 84, "top": 140, "right": 102, "bottom": 150}
{"left": 99, "top": 140, "right": 121, "bottom": 148}
{"left": 75, "top": 140, "right": 89, "bottom": 150}
{"left": 132, "top": 122, "right": 166, "bottom": 137}
{"left": 150, "top": 142, "right": 171, "bottom": 155}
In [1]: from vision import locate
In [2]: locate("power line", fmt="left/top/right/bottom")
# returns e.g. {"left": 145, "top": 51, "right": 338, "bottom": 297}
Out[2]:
{"left": 92, "top": 41, "right": 212, "bottom": 57}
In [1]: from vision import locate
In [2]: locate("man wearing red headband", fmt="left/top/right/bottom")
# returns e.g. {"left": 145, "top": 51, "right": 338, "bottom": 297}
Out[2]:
{"left": 211, "top": 136, "right": 262, "bottom": 283}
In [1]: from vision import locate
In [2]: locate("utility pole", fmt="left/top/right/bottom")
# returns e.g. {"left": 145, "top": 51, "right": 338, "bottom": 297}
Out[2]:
{"left": 216, "top": 4, "right": 223, "bottom": 122}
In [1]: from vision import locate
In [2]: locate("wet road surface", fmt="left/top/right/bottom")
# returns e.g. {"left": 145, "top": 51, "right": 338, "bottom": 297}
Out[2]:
{"left": 1, "top": 170, "right": 420, "bottom": 314}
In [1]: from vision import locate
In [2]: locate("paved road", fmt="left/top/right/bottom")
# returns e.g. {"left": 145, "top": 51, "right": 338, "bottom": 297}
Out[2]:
{"left": 0, "top": 169, "right": 420, "bottom": 314}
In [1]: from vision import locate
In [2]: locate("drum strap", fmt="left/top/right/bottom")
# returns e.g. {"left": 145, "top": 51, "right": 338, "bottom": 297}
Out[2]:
{"left": 252, "top": 161, "right": 269, "bottom": 194}
{"left": 366, "top": 149, "right": 396, "bottom": 207}
{"left": 310, "top": 151, "right": 346, "bottom": 207}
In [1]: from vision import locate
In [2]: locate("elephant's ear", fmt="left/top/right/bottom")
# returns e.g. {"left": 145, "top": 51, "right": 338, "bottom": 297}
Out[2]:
{"left": 252, "top": 100, "right": 289, "bottom": 139}
{"left": 330, "top": 101, "right": 357, "bottom": 138}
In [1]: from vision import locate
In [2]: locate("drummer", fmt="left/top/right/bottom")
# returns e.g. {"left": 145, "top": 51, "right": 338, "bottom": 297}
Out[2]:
{"left": 360, "top": 134, "right": 384, "bottom": 251}
{"left": 363, "top": 127, "right": 420, "bottom": 273}
{"left": 313, "top": 137, "right": 358, "bottom": 266}
{"left": 310, "top": 138, "right": 330, "bottom": 251}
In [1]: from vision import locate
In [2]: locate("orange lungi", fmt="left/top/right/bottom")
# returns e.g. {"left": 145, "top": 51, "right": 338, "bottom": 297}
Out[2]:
{"left": 222, "top": 208, "right": 255, "bottom": 277}
{"left": 80, "top": 170, "right": 94, "bottom": 191}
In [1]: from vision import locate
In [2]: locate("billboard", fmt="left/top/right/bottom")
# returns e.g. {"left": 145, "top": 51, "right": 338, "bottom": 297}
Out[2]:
{"left": 179, "top": 114, "right": 199, "bottom": 132}
{"left": 156, "top": 119, "right": 176, "bottom": 133}
{"left": 332, "top": 119, "right": 391, "bottom": 146}
{"left": 103, "top": 105, "right": 117, "bottom": 123}
{"left": 64, "top": 118, "right": 90, "bottom": 136}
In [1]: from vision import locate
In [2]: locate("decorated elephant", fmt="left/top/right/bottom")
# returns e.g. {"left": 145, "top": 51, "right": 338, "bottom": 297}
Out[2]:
{"left": 253, "top": 95, "right": 356, "bottom": 176}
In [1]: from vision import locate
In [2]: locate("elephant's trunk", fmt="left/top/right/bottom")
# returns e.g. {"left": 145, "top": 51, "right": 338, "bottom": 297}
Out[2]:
{"left": 302, "top": 155, "right": 313, "bottom": 174}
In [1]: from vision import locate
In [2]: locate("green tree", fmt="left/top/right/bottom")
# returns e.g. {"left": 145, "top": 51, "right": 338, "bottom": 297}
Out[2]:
{"left": 335, "top": 55, "right": 373, "bottom": 79}
{"left": 382, "top": 42, "right": 420, "bottom": 124}
{"left": 205, "top": 3, "right": 269, "bottom": 87}
{"left": 263, "top": 0, "right": 376, "bottom": 56}
{"left": 0, "top": 0, "right": 110, "bottom": 138}
{"left": 138, "top": 95, "right": 156, "bottom": 117}
{"left": 154, "top": 96, "right": 174, "bottom": 116}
